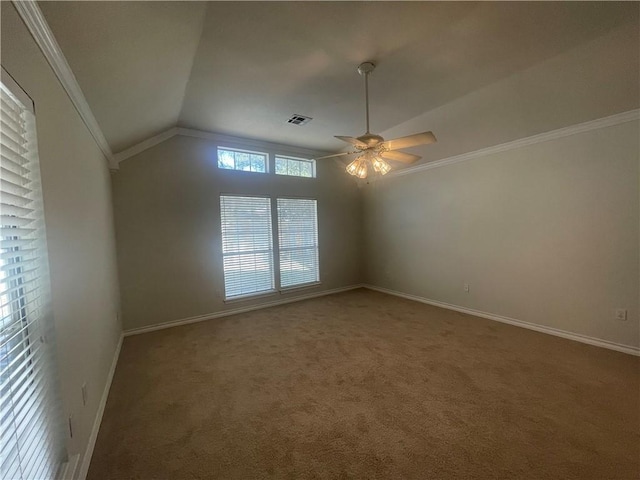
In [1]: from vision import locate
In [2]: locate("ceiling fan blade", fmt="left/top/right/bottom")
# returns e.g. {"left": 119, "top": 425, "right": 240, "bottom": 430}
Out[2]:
{"left": 335, "top": 136, "right": 367, "bottom": 148}
{"left": 382, "top": 131, "right": 436, "bottom": 151}
{"left": 380, "top": 150, "right": 421, "bottom": 164}
{"left": 315, "top": 151, "right": 358, "bottom": 160}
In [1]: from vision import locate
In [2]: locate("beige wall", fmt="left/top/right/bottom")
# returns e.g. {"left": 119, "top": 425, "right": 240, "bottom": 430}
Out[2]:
{"left": 1, "top": 2, "right": 122, "bottom": 472}
{"left": 113, "top": 134, "right": 362, "bottom": 331}
{"left": 363, "top": 120, "right": 639, "bottom": 349}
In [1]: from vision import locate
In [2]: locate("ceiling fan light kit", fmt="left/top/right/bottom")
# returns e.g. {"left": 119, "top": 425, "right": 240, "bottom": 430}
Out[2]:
{"left": 315, "top": 62, "right": 437, "bottom": 179}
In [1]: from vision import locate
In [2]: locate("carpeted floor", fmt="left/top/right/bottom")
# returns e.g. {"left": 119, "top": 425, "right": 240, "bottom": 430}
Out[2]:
{"left": 88, "top": 289, "right": 639, "bottom": 479}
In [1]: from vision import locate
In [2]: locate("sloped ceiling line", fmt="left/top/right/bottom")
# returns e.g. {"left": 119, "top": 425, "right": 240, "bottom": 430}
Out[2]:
{"left": 12, "top": 0, "right": 118, "bottom": 170}
{"left": 114, "top": 126, "right": 332, "bottom": 165}
{"left": 112, "top": 128, "right": 178, "bottom": 164}
{"left": 113, "top": 109, "right": 639, "bottom": 177}
{"left": 387, "top": 109, "right": 640, "bottom": 179}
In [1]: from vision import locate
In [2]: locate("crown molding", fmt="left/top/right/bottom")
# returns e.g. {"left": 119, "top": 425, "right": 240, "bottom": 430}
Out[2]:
{"left": 111, "top": 128, "right": 178, "bottom": 164}
{"left": 113, "top": 126, "right": 332, "bottom": 164}
{"left": 12, "top": 1, "right": 117, "bottom": 170}
{"left": 114, "top": 110, "right": 639, "bottom": 173}
{"left": 387, "top": 109, "right": 639, "bottom": 179}
{"left": 176, "top": 127, "right": 331, "bottom": 160}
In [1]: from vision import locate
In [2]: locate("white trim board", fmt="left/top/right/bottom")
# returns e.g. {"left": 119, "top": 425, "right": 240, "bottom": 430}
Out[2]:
{"left": 11, "top": 1, "right": 116, "bottom": 170}
{"left": 113, "top": 126, "right": 332, "bottom": 165}
{"left": 77, "top": 334, "right": 123, "bottom": 480}
{"left": 177, "top": 127, "right": 331, "bottom": 160}
{"left": 111, "top": 109, "right": 638, "bottom": 171}
{"left": 388, "top": 109, "right": 640, "bottom": 178}
{"left": 364, "top": 285, "right": 640, "bottom": 356}
{"left": 59, "top": 453, "right": 79, "bottom": 480}
{"left": 123, "top": 284, "right": 364, "bottom": 337}
{"left": 111, "top": 127, "right": 178, "bottom": 164}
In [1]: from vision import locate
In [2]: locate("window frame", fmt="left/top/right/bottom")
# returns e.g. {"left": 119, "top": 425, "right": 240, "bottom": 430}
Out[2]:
{"left": 216, "top": 146, "right": 269, "bottom": 174}
{"left": 219, "top": 194, "right": 276, "bottom": 301}
{"left": 218, "top": 194, "right": 321, "bottom": 302}
{"left": 276, "top": 197, "right": 320, "bottom": 290}
{"left": 1, "top": 67, "right": 67, "bottom": 480}
{"left": 274, "top": 155, "right": 316, "bottom": 178}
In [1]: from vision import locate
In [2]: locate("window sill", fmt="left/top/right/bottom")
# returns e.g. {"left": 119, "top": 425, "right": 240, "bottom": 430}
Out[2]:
{"left": 224, "top": 289, "right": 277, "bottom": 304}
{"left": 279, "top": 281, "right": 322, "bottom": 294}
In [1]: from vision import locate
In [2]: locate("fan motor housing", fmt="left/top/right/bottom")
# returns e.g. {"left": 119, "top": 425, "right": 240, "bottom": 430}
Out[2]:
{"left": 357, "top": 133, "right": 384, "bottom": 147}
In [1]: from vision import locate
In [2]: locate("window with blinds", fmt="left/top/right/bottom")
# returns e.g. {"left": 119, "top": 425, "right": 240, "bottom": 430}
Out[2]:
{"left": 220, "top": 195, "right": 275, "bottom": 299}
{"left": 1, "top": 74, "right": 66, "bottom": 479}
{"left": 277, "top": 198, "right": 319, "bottom": 288}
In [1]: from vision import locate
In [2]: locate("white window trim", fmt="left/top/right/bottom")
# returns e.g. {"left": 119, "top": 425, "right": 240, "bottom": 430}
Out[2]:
{"left": 219, "top": 194, "right": 275, "bottom": 300}
{"left": 223, "top": 289, "right": 278, "bottom": 304}
{"left": 279, "top": 281, "right": 322, "bottom": 294}
{"left": 274, "top": 154, "right": 316, "bottom": 178}
{"left": 276, "top": 197, "right": 320, "bottom": 289}
{"left": 1, "top": 67, "right": 34, "bottom": 114}
{"left": 216, "top": 146, "right": 270, "bottom": 174}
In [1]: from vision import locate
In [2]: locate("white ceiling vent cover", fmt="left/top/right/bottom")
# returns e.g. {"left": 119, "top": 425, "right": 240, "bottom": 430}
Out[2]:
{"left": 287, "top": 114, "right": 312, "bottom": 126}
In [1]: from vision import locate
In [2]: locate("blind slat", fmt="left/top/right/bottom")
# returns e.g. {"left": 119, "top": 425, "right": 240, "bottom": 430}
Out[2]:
{"left": 0, "top": 166, "right": 29, "bottom": 186}
{"left": 1, "top": 152, "right": 31, "bottom": 175}
{"left": 0, "top": 118, "right": 27, "bottom": 146}
{"left": 1, "top": 178, "right": 31, "bottom": 197}
{"left": 0, "top": 215, "right": 34, "bottom": 229}
{"left": 0, "top": 203, "right": 34, "bottom": 218}
{"left": 1, "top": 238, "right": 35, "bottom": 249}
{"left": 1, "top": 190, "right": 33, "bottom": 207}
{"left": 1, "top": 132, "right": 28, "bottom": 155}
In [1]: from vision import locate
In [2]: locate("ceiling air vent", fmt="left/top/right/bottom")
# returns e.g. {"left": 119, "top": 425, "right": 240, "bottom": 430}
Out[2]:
{"left": 287, "top": 114, "right": 312, "bottom": 126}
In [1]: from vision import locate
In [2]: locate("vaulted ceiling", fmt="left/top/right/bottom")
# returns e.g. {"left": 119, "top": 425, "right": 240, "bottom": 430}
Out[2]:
{"left": 39, "top": 1, "right": 639, "bottom": 160}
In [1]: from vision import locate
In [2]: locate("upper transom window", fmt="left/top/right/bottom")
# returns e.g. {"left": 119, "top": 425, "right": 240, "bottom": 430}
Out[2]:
{"left": 275, "top": 155, "right": 315, "bottom": 178}
{"left": 217, "top": 147, "right": 268, "bottom": 173}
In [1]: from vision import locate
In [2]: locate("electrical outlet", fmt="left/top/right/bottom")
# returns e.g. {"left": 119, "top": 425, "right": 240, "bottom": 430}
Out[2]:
{"left": 615, "top": 309, "right": 627, "bottom": 321}
{"left": 464, "top": 283, "right": 470, "bottom": 293}
{"left": 81, "top": 383, "right": 88, "bottom": 406}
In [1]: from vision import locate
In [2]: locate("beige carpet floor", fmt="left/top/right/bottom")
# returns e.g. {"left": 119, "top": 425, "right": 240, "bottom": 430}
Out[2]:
{"left": 88, "top": 289, "right": 639, "bottom": 479}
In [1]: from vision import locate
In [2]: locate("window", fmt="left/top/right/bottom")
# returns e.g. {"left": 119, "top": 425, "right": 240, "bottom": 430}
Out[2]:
{"left": 277, "top": 198, "right": 319, "bottom": 288}
{"left": 219, "top": 195, "right": 320, "bottom": 298}
{"left": 1, "top": 73, "right": 65, "bottom": 479}
{"left": 220, "top": 196, "right": 275, "bottom": 299}
{"left": 275, "top": 156, "right": 315, "bottom": 178}
{"left": 217, "top": 147, "right": 267, "bottom": 173}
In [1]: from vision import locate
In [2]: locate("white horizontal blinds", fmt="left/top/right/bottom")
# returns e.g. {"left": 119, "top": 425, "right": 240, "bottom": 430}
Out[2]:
{"left": 274, "top": 156, "right": 315, "bottom": 178}
{"left": 1, "top": 80, "right": 65, "bottom": 480}
{"left": 277, "top": 198, "right": 319, "bottom": 288}
{"left": 220, "top": 195, "right": 275, "bottom": 298}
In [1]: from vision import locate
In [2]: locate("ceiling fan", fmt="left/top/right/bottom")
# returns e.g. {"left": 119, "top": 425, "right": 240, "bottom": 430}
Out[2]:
{"left": 315, "top": 62, "right": 437, "bottom": 179}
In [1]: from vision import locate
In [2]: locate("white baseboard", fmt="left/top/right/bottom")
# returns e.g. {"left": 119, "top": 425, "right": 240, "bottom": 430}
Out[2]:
{"left": 77, "top": 333, "right": 124, "bottom": 480}
{"left": 364, "top": 285, "right": 640, "bottom": 356}
{"left": 123, "top": 284, "right": 364, "bottom": 337}
{"left": 59, "top": 453, "right": 79, "bottom": 480}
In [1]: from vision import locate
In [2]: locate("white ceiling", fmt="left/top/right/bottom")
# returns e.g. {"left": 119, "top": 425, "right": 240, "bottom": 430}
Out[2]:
{"left": 39, "top": 1, "right": 639, "bottom": 157}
